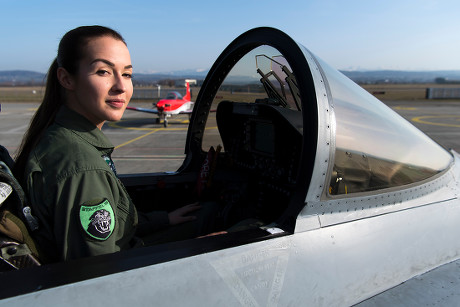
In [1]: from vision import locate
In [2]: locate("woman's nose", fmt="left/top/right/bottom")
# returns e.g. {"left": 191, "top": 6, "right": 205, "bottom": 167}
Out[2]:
{"left": 111, "top": 74, "right": 126, "bottom": 93}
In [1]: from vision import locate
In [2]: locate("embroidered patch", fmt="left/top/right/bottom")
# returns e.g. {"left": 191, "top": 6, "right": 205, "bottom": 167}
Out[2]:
{"left": 0, "top": 182, "right": 13, "bottom": 206}
{"left": 79, "top": 199, "right": 115, "bottom": 240}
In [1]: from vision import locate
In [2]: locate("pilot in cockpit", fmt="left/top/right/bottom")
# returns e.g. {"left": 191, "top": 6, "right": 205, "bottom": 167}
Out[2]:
{"left": 14, "top": 26, "right": 221, "bottom": 263}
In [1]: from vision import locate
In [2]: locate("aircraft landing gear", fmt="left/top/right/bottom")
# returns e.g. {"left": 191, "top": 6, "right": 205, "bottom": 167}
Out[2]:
{"left": 163, "top": 114, "right": 171, "bottom": 128}
{"left": 156, "top": 114, "right": 167, "bottom": 127}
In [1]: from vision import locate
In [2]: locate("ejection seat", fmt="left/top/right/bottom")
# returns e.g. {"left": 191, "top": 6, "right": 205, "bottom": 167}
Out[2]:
{"left": 0, "top": 145, "right": 41, "bottom": 271}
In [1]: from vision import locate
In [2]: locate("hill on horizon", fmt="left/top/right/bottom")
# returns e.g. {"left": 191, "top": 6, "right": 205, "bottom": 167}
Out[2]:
{"left": 1, "top": 69, "right": 460, "bottom": 86}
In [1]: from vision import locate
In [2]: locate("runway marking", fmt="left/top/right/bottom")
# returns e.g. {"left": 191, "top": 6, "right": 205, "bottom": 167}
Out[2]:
{"left": 412, "top": 115, "right": 460, "bottom": 128}
{"left": 107, "top": 121, "right": 181, "bottom": 150}
{"left": 107, "top": 120, "right": 188, "bottom": 131}
{"left": 113, "top": 128, "right": 161, "bottom": 149}
{"left": 107, "top": 120, "right": 218, "bottom": 150}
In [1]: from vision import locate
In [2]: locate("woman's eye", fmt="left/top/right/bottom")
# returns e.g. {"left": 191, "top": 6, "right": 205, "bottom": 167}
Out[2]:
{"left": 96, "top": 70, "right": 110, "bottom": 76}
{"left": 123, "top": 73, "right": 133, "bottom": 79}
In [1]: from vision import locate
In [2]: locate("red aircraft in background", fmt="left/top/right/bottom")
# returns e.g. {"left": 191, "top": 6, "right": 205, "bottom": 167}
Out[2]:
{"left": 127, "top": 82, "right": 194, "bottom": 127}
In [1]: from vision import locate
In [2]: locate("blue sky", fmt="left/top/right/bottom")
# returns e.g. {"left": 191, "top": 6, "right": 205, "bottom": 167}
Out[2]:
{"left": 1, "top": 0, "right": 459, "bottom": 73}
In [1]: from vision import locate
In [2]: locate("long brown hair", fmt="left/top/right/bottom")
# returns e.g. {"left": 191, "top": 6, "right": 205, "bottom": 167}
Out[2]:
{"left": 14, "top": 26, "right": 127, "bottom": 182}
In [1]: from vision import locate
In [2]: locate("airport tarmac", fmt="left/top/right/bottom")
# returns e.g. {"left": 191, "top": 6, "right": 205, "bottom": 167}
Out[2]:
{"left": 0, "top": 102, "right": 191, "bottom": 174}
{"left": 0, "top": 99, "right": 459, "bottom": 175}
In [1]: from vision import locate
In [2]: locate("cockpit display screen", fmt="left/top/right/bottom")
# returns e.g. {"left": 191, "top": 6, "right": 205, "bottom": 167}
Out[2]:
{"left": 251, "top": 120, "right": 275, "bottom": 155}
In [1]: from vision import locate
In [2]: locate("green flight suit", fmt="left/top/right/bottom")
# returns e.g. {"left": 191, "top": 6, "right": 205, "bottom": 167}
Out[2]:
{"left": 23, "top": 105, "right": 168, "bottom": 262}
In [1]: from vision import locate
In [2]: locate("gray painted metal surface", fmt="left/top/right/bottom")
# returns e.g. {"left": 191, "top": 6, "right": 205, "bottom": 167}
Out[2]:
{"left": 3, "top": 164, "right": 460, "bottom": 306}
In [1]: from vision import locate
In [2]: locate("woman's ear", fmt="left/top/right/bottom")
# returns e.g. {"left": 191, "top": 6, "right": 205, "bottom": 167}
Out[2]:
{"left": 57, "top": 67, "right": 75, "bottom": 90}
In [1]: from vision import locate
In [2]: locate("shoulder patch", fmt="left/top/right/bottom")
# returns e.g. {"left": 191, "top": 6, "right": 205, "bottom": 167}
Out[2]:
{"left": 79, "top": 199, "right": 115, "bottom": 240}
{"left": 0, "top": 182, "right": 13, "bottom": 206}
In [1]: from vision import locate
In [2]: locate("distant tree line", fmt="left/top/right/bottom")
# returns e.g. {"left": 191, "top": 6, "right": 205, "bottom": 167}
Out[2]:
{"left": 434, "top": 77, "right": 460, "bottom": 84}
{"left": 0, "top": 81, "right": 45, "bottom": 86}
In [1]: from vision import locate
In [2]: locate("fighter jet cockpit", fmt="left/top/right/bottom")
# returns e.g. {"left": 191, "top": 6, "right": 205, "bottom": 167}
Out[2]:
{"left": 123, "top": 42, "right": 309, "bottom": 237}
{"left": 197, "top": 45, "right": 306, "bottom": 230}
{"left": 125, "top": 26, "right": 454, "bottom": 240}
{"left": 123, "top": 30, "right": 316, "bottom": 238}
{"left": 186, "top": 28, "right": 454, "bottom": 233}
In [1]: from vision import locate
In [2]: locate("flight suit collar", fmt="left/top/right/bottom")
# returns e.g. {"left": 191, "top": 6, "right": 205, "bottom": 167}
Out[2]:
{"left": 54, "top": 105, "right": 114, "bottom": 153}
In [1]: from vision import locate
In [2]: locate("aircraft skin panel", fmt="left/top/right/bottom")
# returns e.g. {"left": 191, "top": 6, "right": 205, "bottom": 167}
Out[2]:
{"left": 301, "top": 47, "right": 335, "bottom": 207}
{"left": 453, "top": 150, "right": 460, "bottom": 195}
{"left": 126, "top": 103, "right": 193, "bottom": 115}
{"left": 3, "top": 174, "right": 460, "bottom": 306}
{"left": 301, "top": 164, "right": 456, "bottom": 230}
{"left": 165, "top": 101, "right": 194, "bottom": 115}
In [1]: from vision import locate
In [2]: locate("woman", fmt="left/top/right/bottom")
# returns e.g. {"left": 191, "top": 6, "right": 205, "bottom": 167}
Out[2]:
{"left": 15, "top": 26, "right": 214, "bottom": 263}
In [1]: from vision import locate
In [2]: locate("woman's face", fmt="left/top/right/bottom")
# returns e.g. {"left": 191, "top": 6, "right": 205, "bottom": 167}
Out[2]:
{"left": 63, "top": 36, "right": 133, "bottom": 129}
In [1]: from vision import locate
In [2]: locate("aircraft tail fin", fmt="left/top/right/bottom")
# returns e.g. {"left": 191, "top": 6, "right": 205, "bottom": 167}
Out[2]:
{"left": 183, "top": 82, "right": 191, "bottom": 101}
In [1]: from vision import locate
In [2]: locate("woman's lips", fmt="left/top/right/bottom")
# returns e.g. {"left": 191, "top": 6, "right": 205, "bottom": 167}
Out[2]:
{"left": 106, "top": 99, "right": 125, "bottom": 108}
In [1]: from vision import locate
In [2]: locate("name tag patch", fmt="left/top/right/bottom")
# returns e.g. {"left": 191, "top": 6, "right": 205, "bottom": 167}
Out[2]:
{"left": 79, "top": 199, "right": 115, "bottom": 240}
{"left": 0, "top": 182, "right": 13, "bottom": 206}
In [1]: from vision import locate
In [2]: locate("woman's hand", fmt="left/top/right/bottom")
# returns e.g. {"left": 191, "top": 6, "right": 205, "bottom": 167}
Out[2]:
{"left": 168, "top": 202, "right": 202, "bottom": 225}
